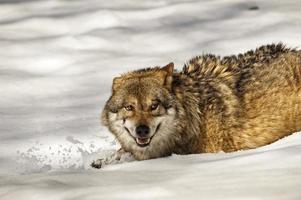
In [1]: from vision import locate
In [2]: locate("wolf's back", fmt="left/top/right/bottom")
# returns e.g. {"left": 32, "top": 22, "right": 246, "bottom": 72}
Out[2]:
{"left": 179, "top": 43, "right": 301, "bottom": 151}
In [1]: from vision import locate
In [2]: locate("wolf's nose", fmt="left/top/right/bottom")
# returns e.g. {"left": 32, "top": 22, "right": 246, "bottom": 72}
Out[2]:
{"left": 136, "top": 125, "right": 150, "bottom": 137}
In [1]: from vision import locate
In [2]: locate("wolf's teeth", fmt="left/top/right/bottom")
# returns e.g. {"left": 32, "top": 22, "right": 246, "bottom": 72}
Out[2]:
{"left": 136, "top": 138, "right": 150, "bottom": 145}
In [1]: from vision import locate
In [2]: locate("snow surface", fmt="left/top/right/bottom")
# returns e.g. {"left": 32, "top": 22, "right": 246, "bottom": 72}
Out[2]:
{"left": 0, "top": 0, "right": 301, "bottom": 199}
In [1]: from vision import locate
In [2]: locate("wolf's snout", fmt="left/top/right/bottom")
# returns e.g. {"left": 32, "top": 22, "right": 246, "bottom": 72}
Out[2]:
{"left": 136, "top": 125, "right": 150, "bottom": 137}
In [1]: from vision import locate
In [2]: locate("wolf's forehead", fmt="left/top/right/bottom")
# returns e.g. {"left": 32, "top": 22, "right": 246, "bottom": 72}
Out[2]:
{"left": 124, "top": 94, "right": 154, "bottom": 106}
{"left": 124, "top": 86, "right": 158, "bottom": 101}
{"left": 124, "top": 78, "right": 159, "bottom": 92}
{"left": 123, "top": 81, "right": 161, "bottom": 102}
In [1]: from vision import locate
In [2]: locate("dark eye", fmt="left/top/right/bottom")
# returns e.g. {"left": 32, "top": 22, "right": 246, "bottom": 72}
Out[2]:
{"left": 150, "top": 103, "right": 159, "bottom": 111}
{"left": 124, "top": 105, "right": 134, "bottom": 111}
{"left": 110, "top": 108, "right": 118, "bottom": 113}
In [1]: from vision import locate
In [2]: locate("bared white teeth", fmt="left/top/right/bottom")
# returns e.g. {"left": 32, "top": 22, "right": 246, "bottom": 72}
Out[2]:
{"left": 136, "top": 138, "right": 150, "bottom": 145}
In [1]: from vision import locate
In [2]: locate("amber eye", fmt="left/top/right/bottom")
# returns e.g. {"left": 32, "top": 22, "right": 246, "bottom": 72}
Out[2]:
{"left": 124, "top": 105, "right": 134, "bottom": 111}
{"left": 150, "top": 103, "right": 159, "bottom": 111}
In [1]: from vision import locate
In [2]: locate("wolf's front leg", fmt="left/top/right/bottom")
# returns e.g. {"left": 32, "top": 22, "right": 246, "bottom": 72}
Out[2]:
{"left": 91, "top": 148, "right": 134, "bottom": 169}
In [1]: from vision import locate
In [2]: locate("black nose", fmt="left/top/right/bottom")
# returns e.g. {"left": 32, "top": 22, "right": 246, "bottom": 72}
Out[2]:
{"left": 135, "top": 125, "right": 150, "bottom": 137}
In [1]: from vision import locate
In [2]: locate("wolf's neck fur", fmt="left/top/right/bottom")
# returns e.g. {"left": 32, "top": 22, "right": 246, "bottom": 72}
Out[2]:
{"left": 171, "top": 65, "right": 242, "bottom": 153}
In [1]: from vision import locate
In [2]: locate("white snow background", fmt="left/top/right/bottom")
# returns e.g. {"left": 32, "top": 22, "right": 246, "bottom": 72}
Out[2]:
{"left": 0, "top": 0, "right": 301, "bottom": 199}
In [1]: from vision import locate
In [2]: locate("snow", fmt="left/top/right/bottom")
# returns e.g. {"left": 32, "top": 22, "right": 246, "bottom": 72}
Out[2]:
{"left": 0, "top": 0, "right": 301, "bottom": 199}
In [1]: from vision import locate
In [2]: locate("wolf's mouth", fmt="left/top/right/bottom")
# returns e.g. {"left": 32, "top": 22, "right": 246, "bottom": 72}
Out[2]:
{"left": 135, "top": 138, "right": 151, "bottom": 147}
{"left": 136, "top": 123, "right": 161, "bottom": 147}
{"left": 124, "top": 123, "right": 161, "bottom": 148}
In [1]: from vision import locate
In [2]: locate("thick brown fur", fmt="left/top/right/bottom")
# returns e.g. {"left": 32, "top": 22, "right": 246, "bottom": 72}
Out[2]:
{"left": 101, "top": 43, "right": 301, "bottom": 161}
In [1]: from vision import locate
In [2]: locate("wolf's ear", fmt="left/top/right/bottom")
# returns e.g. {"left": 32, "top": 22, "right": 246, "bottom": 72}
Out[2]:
{"left": 160, "top": 62, "right": 174, "bottom": 90}
{"left": 112, "top": 76, "right": 122, "bottom": 93}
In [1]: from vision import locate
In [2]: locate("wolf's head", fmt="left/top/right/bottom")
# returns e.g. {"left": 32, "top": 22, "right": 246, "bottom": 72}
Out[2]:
{"left": 101, "top": 63, "right": 184, "bottom": 160}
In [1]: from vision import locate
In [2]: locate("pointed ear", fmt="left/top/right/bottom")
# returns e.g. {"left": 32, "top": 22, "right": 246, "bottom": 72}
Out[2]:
{"left": 161, "top": 62, "right": 174, "bottom": 90}
{"left": 112, "top": 77, "right": 122, "bottom": 93}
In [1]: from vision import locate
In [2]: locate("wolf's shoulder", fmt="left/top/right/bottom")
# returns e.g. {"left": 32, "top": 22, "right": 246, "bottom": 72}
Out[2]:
{"left": 181, "top": 53, "right": 237, "bottom": 85}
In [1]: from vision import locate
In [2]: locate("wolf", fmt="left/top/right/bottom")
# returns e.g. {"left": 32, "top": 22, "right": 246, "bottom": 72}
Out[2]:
{"left": 98, "top": 43, "right": 301, "bottom": 165}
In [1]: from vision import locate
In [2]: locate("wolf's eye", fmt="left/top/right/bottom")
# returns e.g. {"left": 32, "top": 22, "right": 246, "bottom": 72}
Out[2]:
{"left": 150, "top": 103, "right": 159, "bottom": 111}
{"left": 124, "top": 105, "right": 134, "bottom": 111}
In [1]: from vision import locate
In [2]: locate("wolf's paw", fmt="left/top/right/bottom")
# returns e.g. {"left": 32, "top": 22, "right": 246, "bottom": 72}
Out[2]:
{"left": 90, "top": 149, "right": 135, "bottom": 169}
{"left": 91, "top": 159, "right": 103, "bottom": 169}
